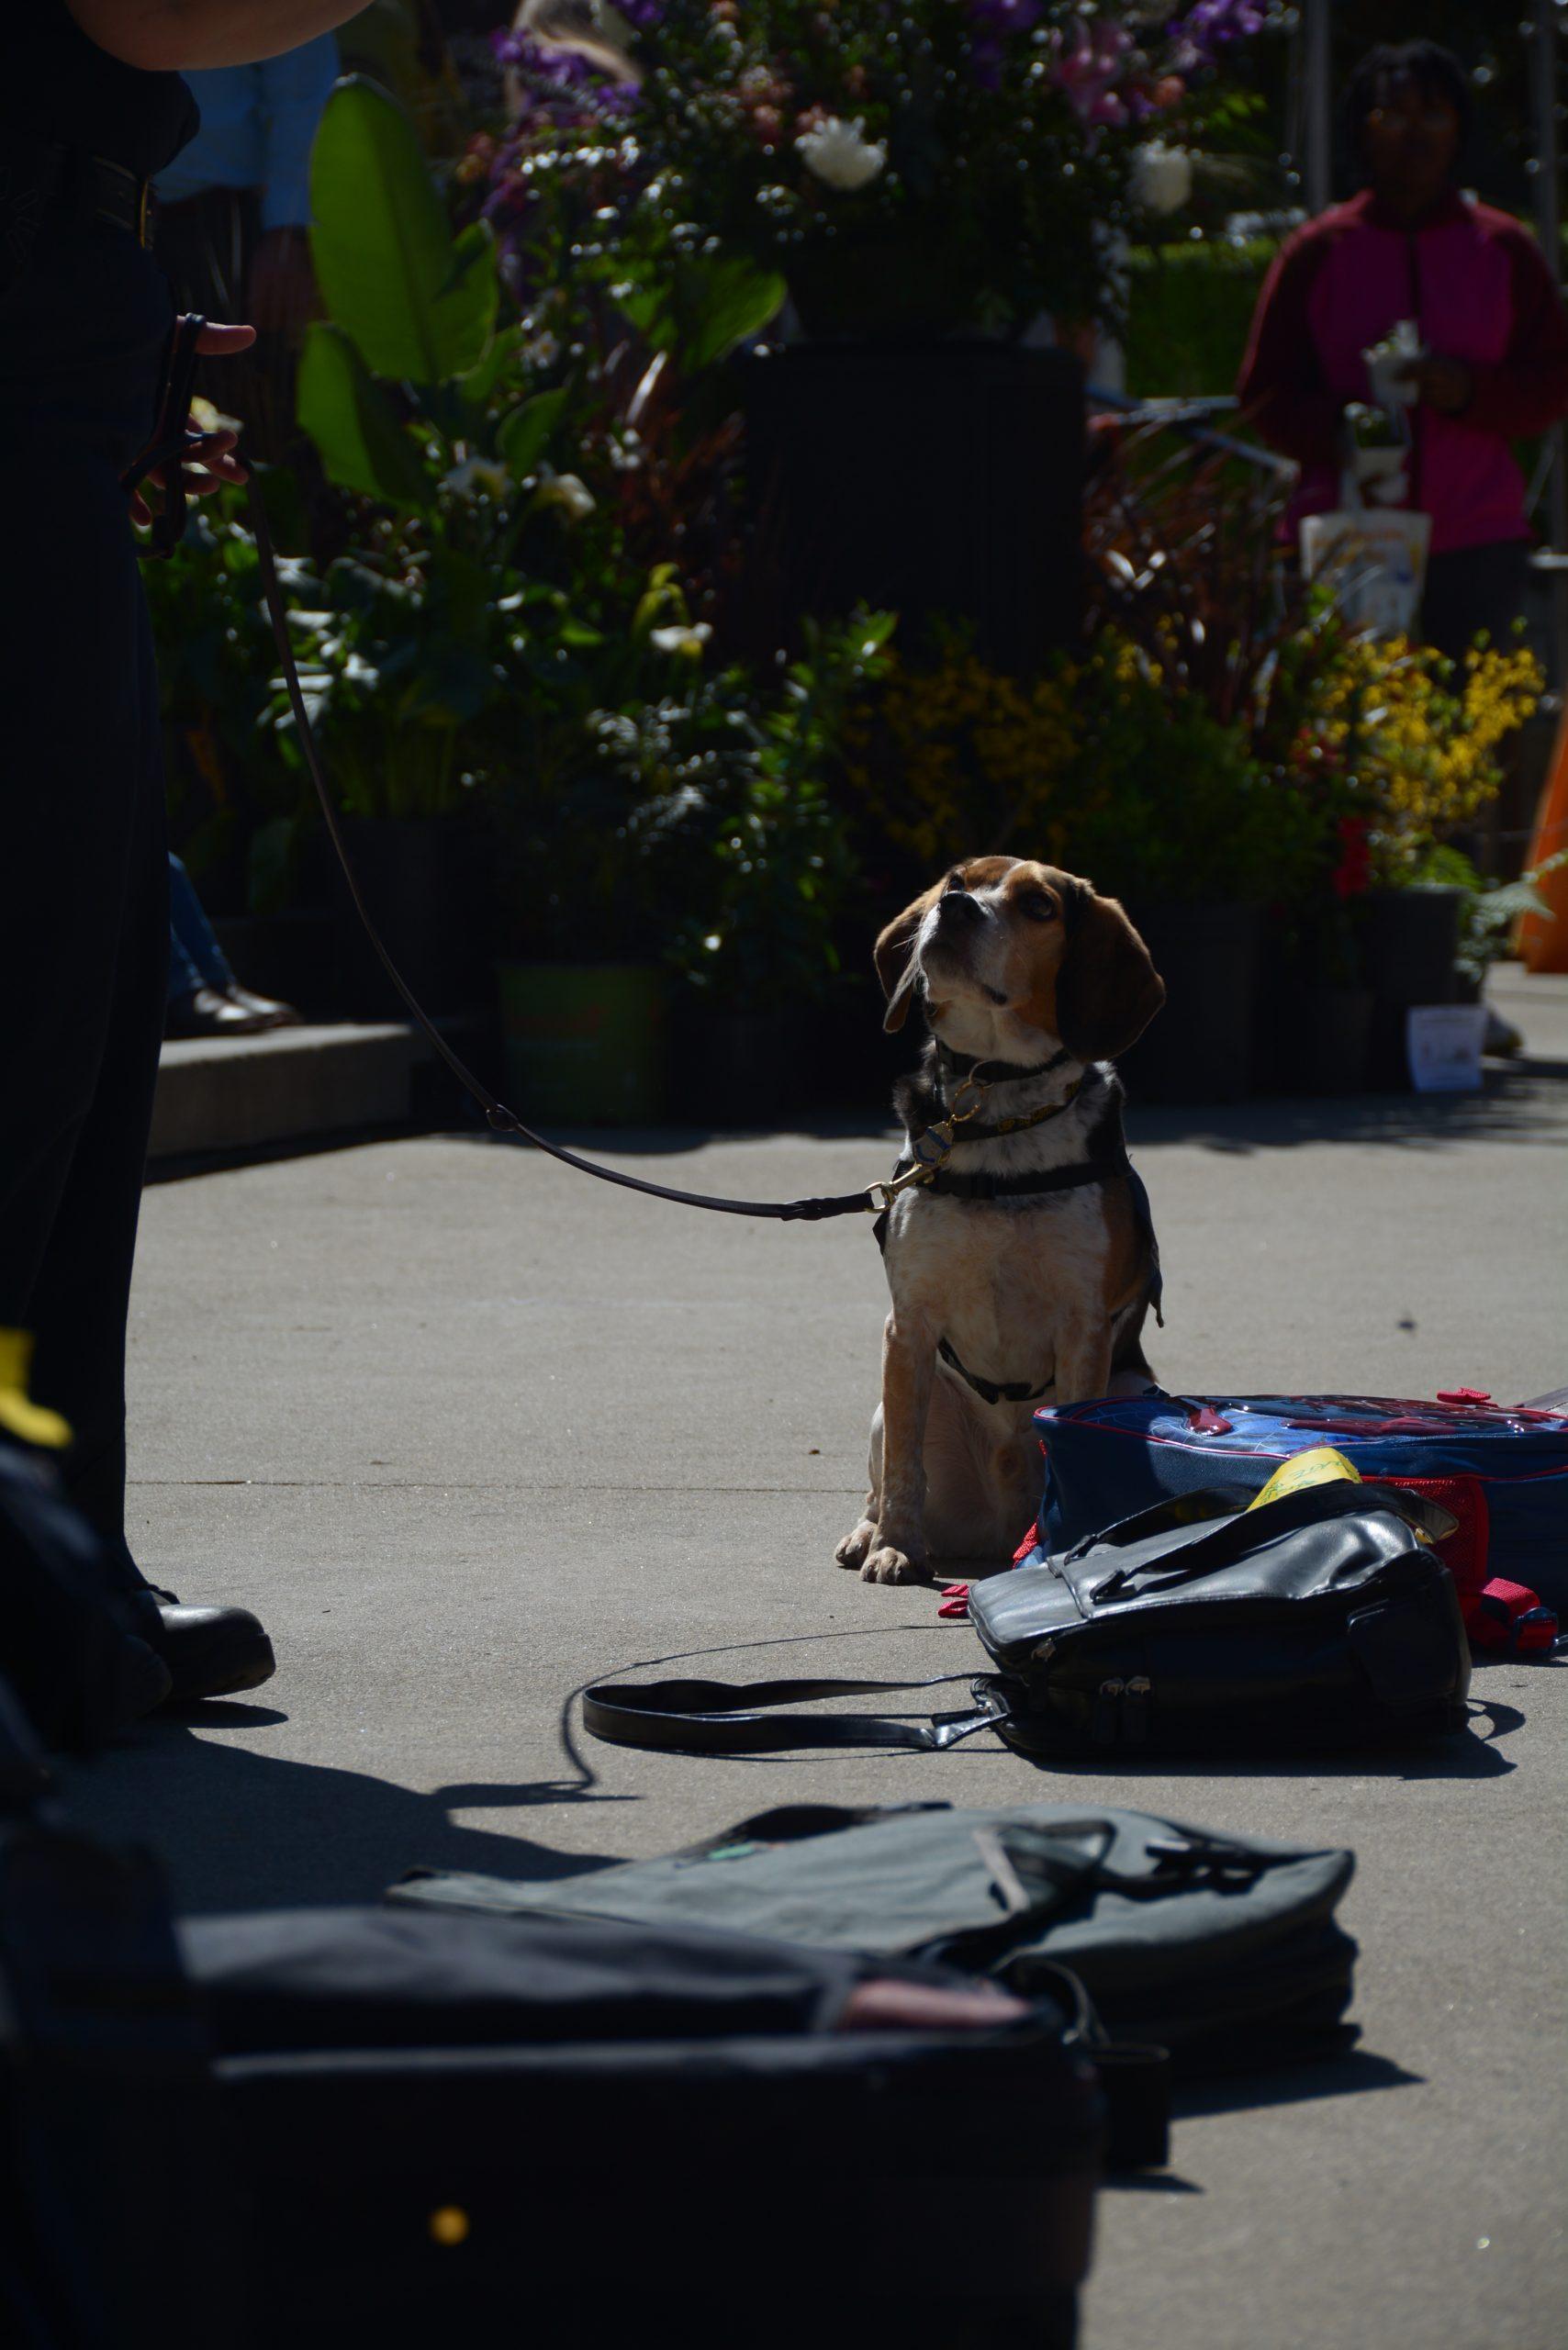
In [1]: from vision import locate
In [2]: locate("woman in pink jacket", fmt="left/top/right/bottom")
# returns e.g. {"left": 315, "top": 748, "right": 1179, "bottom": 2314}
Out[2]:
{"left": 1238, "top": 40, "right": 1568, "bottom": 658}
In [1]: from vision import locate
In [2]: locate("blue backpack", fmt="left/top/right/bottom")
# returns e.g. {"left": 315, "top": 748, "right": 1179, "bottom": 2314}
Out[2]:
{"left": 1029, "top": 1391, "right": 1568, "bottom": 1622}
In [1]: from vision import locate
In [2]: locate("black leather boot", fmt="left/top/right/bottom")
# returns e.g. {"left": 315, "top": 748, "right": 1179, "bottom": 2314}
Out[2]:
{"left": 146, "top": 1587, "right": 276, "bottom": 1704}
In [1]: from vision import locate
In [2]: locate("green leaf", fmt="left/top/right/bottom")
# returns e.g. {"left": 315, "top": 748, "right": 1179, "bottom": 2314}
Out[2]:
{"left": 619, "top": 255, "right": 787, "bottom": 372}
{"left": 460, "top": 321, "right": 524, "bottom": 408}
{"left": 297, "top": 323, "right": 432, "bottom": 509}
{"left": 439, "top": 218, "right": 500, "bottom": 375}
{"left": 497, "top": 386, "right": 571, "bottom": 476}
{"left": 309, "top": 76, "right": 497, "bottom": 384}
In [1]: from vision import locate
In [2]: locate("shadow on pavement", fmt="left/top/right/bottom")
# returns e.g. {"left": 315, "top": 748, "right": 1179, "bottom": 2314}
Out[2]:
{"left": 702, "top": 1696, "right": 1523, "bottom": 1779}
{"left": 1106, "top": 2171, "right": 1205, "bottom": 2195}
{"left": 1170, "top": 2047, "right": 1421, "bottom": 2121}
{"left": 60, "top": 1724, "right": 630, "bottom": 1914}
{"left": 1100, "top": 2051, "right": 1422, "bottom": 2188}
{"left": 1125, "top": 1060, "right": 1567, "bottom": 1156}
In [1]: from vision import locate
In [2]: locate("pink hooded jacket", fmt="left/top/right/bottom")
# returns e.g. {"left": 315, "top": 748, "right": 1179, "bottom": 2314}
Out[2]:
{"left": 1237, "top": 189, "right": 1568, "bottom": 555}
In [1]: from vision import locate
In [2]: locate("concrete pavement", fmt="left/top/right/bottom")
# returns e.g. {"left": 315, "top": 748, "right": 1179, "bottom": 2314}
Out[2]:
{"left": 62, "top": 967, "right": 1568, "bottom": 2350}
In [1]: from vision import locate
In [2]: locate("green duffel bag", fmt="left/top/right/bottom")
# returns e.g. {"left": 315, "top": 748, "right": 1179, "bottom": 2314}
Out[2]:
{"left": 390, "top": 1800, "right": 1358, "bottom": 2076}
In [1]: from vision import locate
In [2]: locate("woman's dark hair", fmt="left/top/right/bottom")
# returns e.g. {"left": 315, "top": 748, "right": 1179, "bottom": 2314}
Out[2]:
{"left": 1342, "top": 41, "right": 1473, "bottom": 176}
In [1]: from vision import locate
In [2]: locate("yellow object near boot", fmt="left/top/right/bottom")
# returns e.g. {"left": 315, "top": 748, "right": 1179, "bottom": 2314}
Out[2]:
{"left": 1245, "top": 1445, "right": 1361, "bottom": 1511}
{"left": 0, "top": 1328, "right": 72, "bottom": 1449}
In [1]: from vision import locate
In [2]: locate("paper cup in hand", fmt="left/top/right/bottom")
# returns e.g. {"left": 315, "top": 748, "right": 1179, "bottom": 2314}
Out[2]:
{"left": 1366, "top": 348, "right": 1418, "bottom": 408}
{"left": 1363, "top": 319, "right": 1423, "bottom": 411}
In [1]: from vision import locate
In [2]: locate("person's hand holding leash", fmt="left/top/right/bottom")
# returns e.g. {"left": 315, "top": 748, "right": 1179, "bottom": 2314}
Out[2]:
{"left": 128, "top": 319, "right": 254, "bottom": 529}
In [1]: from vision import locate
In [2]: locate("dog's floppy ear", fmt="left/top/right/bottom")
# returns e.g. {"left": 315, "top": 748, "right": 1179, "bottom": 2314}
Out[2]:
{"left": 874, "top": 883, "right": 943, "bottom": 1034}
{"left": 1055, "top": 884, "right": 1164, "bottom": 1061}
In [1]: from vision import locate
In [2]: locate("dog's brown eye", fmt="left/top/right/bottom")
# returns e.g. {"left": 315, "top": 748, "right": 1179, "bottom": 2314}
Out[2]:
{"left": 1019, "top": 894, "right": 1058, "bottom": 923}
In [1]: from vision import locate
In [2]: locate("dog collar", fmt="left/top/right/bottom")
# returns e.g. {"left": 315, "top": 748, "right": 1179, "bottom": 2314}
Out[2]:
{"left": 934, "top": 1042, "right": 1072, "bottom": 1085}
{"left": 914, "top": 1081, "right": 1085, "bottom": 1149}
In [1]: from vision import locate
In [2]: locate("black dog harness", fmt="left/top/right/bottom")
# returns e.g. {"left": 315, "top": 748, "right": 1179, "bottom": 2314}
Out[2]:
{"left": 873, "top": 1063, "right": 1164, "bottom": 1407}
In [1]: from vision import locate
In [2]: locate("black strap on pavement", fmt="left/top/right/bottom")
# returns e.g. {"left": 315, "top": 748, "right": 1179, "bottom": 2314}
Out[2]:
{"left": 581, "top": 1668, "right": 1015, "bottom": 1755}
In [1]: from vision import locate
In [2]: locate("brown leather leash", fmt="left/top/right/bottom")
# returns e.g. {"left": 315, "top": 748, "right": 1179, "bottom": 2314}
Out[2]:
{"left": 129, "top": 309, "right": 1075, "bottom": 1225}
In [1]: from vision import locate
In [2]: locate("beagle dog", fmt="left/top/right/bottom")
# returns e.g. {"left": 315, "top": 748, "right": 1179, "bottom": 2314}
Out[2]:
{"left": 835, "top": 857, "right": 1166, "bottom": 1587}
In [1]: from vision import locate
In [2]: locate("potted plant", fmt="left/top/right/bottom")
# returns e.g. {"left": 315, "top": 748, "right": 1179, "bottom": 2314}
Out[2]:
{"left": 522, "top": 607, "right": 894, "bottom": 1125}
{"left": 1294, "top": 631, "right": 1544, "bottom": 1087}
{"left": 1080, "top": 423, "right": 1343, "bottom": 1099}
{"left": 487, "top": 4, "right": 1269, "bottom": 669}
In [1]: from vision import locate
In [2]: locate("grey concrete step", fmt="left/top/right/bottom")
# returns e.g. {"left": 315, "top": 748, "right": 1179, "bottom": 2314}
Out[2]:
{"left": 150, "top": 1022, "right": 421, "bottom": 1160}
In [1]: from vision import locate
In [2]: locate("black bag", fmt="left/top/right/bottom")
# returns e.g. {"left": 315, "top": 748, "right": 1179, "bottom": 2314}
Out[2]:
{"left": 0, "top": 1438, "right": 170, "bottom": 1751}
{"left": 0, "top": 1699, "right": 1100, "bottom": 2350}
{"left": 582, "top": 1481, "right": 1470, "bottom": 1762}
{"left": 195, "top": 1911, "right": 1100, "bottom": 2348}
{"left": 392, "top": 1797, "right": 1360, "bottom": 2076}
{"left": 969, "top": 1477, "right": 1471, "bottom": 1756}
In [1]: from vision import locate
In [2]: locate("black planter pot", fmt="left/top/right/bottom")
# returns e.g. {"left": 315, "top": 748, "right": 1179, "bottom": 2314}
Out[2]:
{"left": 670, "top": 1002, "right": 810, "bottom": 1126}
{"left": 1116, "top": 902, "right": 1264, "bottom": 1106}
{"left": 736, "top": 342, "right": 1084, "bottom": 672}
{"left": 1250, "top": 928, "right": 1374, "bottom": 1096}
{"left": 327, "top": 819, "right": 492, "bottom": 1021}
{"left": 1356, "top": 888, "right": 1462, "bottom": 1091}
{"left": 1275, "top": 985, "right": 1374, "bottom": 1095}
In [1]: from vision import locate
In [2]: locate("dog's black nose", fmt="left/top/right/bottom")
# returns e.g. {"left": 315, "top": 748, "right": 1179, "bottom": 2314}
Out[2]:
{"left": 937, "top": 883, "right": 982, "bottom": 925}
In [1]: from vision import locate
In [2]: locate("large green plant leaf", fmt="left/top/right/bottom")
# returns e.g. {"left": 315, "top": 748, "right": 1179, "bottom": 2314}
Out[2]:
{"left": 618, "top": 255, "right": 786, "bottom": 372}
{"left": 310, "top": 76, "right": 498, "bottom": 384}
{"left": 297, "top": 323, "right": 432, "bottom": 509}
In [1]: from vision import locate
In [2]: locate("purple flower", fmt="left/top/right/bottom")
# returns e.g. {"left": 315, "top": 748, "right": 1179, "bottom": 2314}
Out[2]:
{"left": 1047, "top": 17, "right": 1134, "bottom": 127}
{"left": 616, "top": 0, "right": 666, "bottom": 28}
{"left": 493, "top": 21, "right": 643, "bottom": 128}
{"left": 969, "top": 0, "right": 1045, "bottom": 28}
{"left": 1165, "top": 0, "right": 1268, "bottom": 73}
{"left": 971, "top": 39, "right": 1002, "bottom": 90}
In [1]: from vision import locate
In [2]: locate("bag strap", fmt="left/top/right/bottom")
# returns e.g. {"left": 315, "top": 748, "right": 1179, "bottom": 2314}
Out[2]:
{"left": 1056, "top": 1487, "right": 1238, "bottom": 1560}
{"left": 1071, "top": 1478, "right": 1458, "bottom": 1604}
{"left": 582, "top": 1670, "right": 1014, "bottom": 1756}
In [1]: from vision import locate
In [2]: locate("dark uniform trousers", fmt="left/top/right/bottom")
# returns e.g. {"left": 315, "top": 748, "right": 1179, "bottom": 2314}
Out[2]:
{"left": 0, "top": 213, "right": 173, "bottom": 1583}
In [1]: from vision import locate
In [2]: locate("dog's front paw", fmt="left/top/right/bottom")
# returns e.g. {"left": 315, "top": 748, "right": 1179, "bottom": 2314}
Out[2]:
{"left": 861, "top": 1543, "right": 927, "bottom": 1585}
{"left": 834, "top": 1520, "right": 877, "bottom": 1571}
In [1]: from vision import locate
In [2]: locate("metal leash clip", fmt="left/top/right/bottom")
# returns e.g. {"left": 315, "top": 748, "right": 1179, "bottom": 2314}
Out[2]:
{"left": 865, "top": 1069, "right": 999, "bottom": 1211}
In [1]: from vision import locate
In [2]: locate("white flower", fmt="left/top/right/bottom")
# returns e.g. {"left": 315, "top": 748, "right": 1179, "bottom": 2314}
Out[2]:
{"left": 1130, "top": 141, "right": 1193, "bottom": 217}
{"left": 524, "top": 330, "right": 562, "bottom": 369}
{"left": 441, "top": 454, "right": 511, "bottom": 499}
{"left": 534, "top": 469, "right": 597, "bottom": 522}
{"left": 796, "top": 116, "right": 887, "bottom": 194}
{"left": 650, "top": 622, "right": 712, "bottom": 659}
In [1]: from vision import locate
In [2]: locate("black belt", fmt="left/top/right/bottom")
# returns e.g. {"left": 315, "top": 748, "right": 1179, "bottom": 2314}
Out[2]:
{"left": 38, "top": 145, "right": 158, "bottom": 247}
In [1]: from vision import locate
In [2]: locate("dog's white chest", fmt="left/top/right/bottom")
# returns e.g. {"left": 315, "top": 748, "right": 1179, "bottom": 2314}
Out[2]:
{"left": 888, "top": 1188, "right": 1113, "bottom": 1380}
